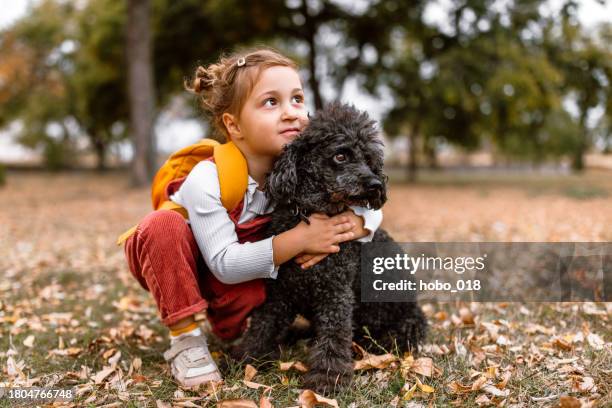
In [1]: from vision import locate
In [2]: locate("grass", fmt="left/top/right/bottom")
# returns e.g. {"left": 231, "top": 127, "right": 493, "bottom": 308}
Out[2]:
{"left": 0, "top": 171, "right": 610, "bottom": 407}
{"left": 5, "top": 280, "right": 609, "bottom": 406}
{"left": 386, "top": 167, "right": 612, "bottom": 200}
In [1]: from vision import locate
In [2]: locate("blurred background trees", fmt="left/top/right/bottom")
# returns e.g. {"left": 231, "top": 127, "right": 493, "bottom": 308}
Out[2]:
{"left": 0, "top": 0, "right": 610, "bottom": 183}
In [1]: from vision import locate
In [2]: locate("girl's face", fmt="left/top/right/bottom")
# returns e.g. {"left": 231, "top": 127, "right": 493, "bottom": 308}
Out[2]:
{"left": 226, "top": 66, "right": 309, "bottom": 159}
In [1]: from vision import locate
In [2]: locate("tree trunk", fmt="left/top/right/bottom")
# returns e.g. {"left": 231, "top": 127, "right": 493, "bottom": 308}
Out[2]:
{"left": 571, "top": 111, "right": 588, "bottom": 172}
{"left": 127, "top": 0, "right": 156, "bottom": 187}
{"left": 300, "top": 0, "right": 323, "bottom": 110}
{"left": 571, "top": 142, "right": 586, "bottom": 171}
{"left": 424, "top": 136, "right": 438, "bottom": 170}
{"left": 93, "top": 138, "right": 107, "bottom": 171}
{"left": 407, "top": 121, "right": 420, "bottom": 183}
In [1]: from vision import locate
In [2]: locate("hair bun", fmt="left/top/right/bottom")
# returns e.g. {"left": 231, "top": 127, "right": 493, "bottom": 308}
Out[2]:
{"left": 192, "top": 66, "right": 215, "bottom": 93}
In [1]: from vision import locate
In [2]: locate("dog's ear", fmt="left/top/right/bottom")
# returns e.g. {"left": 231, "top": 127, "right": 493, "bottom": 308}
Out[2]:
{"left": 265, "top": 144, "right": 298, "bottom": 204}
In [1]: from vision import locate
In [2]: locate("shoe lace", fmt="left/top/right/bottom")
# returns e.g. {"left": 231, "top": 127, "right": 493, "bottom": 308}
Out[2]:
{"left": 183, "top": 345, "right": 211, "bottom": 364}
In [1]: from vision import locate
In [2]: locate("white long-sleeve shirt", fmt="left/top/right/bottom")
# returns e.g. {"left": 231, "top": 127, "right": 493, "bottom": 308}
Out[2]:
{"left": 170, "top": 160, "right": 383, "bottom": 284}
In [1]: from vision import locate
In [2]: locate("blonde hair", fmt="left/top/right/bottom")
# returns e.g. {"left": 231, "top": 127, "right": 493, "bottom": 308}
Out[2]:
{"left": 185, "top": 47, "right": 299, "bottom": 141}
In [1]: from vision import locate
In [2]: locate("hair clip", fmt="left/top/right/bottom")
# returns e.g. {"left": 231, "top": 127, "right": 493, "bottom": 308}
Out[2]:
{"left": 237, "top": 57, "right": 246, "bottom": 67}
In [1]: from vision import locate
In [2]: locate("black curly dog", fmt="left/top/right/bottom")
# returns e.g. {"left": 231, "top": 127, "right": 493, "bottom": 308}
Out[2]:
{"left": 231, "top": 102, "right": 427, "bottom": 394}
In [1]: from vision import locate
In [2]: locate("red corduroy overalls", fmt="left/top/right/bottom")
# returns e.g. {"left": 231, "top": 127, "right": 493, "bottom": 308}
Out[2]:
{"left": 124, "top": 160, "right": 269, "bottom": 341}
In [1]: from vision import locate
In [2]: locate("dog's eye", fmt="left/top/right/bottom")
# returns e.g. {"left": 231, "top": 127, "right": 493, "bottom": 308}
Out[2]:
{"left": 333, "top": 153, "right": 347, "bottom": 163}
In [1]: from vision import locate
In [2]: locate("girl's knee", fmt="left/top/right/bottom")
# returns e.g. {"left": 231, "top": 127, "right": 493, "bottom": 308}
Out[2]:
{"left": 139, "top": 210, "right": 187, "bottom": 236}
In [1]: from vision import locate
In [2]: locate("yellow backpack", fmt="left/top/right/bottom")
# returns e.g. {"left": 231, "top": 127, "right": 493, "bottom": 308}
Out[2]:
{"left": 116, "top": 139, "right": 248, "bottom": 245}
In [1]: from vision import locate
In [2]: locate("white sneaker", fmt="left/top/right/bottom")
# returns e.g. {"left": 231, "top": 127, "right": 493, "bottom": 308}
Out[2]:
{"left": 163, "top": 334, "right": 222, "bottom": 387}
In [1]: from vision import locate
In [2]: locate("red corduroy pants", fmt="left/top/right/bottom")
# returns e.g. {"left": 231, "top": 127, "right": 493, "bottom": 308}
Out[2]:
{"left": 124, "top": 206, "right": 269, "bottom": 341}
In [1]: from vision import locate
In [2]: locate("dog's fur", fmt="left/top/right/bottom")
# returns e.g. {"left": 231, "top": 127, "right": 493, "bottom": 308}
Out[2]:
{"left": 231, "top": 102, "right": 427, "bottom": 394}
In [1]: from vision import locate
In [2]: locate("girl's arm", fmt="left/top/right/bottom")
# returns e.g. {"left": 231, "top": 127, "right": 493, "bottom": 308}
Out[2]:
{"left": 172, "top": 161, "right": 279, "bottom": 284}
{"left": 172, "top": 161, "right": 355, "bottom": 284}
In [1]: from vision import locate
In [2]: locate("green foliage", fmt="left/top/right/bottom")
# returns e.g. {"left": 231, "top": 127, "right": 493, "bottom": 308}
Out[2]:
{"left": 42, "top": 138, "right": 75, "bottom": 171}
{"left": 0, "top": 163, "right": 5, "bottom": 186}
{"left": 364, "top": 0, "right": 612, "bottom": 175}
{"left": 0, "top": 0, "right": 611, "bottom": 174}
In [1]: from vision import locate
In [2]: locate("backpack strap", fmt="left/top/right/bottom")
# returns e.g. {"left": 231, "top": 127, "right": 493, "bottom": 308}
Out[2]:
{"left": 151, "top": 139, "right": 220, "bottom": 210}
{"left": 116, "top": 140, "right": 248, "bottom": 246}
{"left": 214, "top": 141, "right": 249, "bottom": 212}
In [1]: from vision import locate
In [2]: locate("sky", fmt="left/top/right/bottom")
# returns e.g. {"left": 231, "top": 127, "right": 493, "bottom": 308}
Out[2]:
{"left": 1, "top": 0, "right": 611, "bottom": 161}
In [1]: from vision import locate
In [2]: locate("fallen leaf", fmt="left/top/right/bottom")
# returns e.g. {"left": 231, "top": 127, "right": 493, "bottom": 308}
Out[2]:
{"left": 280, "top": 361, "right": 309, "bottom": 373}
{"left": 93, "top": 366, "right": 116, "bottom": 384}
{"left": 174, "top": 402, "right": 201, "bottom": 408}
{"left": 459, "top": 307, "right": 475, "bottom": 325}
{"left": 243, "top": 380, "right": 271, "bottom": 391}
{"left": 496, "top": 371, "right": 511, "bottom": 389}
{"left": 354, "top": 352, "right": 397, "bottom": 370}
{"left": 102, "top": 348, "right": 117, "bottom": 359}
{"left": 571, "top": 376, "right": 597, "bottom": 393}
{"left": 485, "top": 366, "right": 498, "bottom": 379}
{"left": 259, "top": 394, "right": 273, "bottom": 408}
{"left": 108, "top": 350, "right": 122, "bottom": 366}
{"left": 244, "top": 364, "right": 257, "bottom": 382}
{"left": 496, "top": 335, "right": 511, "bottom": 346}
{"left": 552, "top": 337, "right": 573, "bottom": 351}
{"left": 132, "top": 357, "right": 142, "bottom": 372}
{"left": 421, "top": 344, "right": 449, "bottom": 355}
{"left": 410, "top": 357, "right": 433, "bottom": 377}
{"left": 298, "top": 390, "right": 339, "bottom": 408}
{"left": 481, "top": 322, "right": 500, "bottom": 341}
{"left": 217, "top": 399, "right": 258, "bottom": 408}
{"left": 415, "top": 377, "right": 434, "bottom": 393}
{"left": 454, "top": 338, "right": 468, "bottom": 357}
{"left": 558, "top": 395, "right": 581, "bottom": 408}
{"left": 525, "top": 323, "right": 555, "bottom": 335}
{"left": 586, "top": 333, "right": 604, "bottom": 350}
{"left": 448, "top": 381, "right": 472, "bottom": 394}
{"left": 471, "top": 346, "right": 486, "bottom": 368}
{"left": 471, "top": 375, "right": 487, "bottom": 391}
{"left": 482, "top": 384, "right": 510, "bottom": 397}
{"left": 23, "top": 335, "right": 35, "bottom": 348}
{"left": 78, "top": 365, "right": 92, "bottom": 380}
{"left": 49, "top": 347, "right": 83, "bottom": 357}
{"left": 433, "top": 311, "right": 447, "bottom": 321}
{"left": 6, "top": 356, "right": 24, "bottom": 378}
{"left": 132, "top": 374, "right": 147, "bottom": 383}
{"left": 402, "top": 383, "right": 418, "bottom": 400}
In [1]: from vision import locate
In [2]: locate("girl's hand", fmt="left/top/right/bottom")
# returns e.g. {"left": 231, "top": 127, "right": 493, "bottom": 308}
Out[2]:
{"left": 295, "top": 252, "right": 329, "bottom": 269}
{"left": 332, "top": 210, "right": 370, "bottom": 240}
{"left": 294, "top": 210, "right": 369, "bottom": 270}
{"left": 298, "top": 213, "right": 355, "bottom": 254}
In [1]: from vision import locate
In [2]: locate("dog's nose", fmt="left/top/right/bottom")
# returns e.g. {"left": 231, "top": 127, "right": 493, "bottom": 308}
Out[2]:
{"left": 366, "top": 178, "right": 382, "bottom": 190}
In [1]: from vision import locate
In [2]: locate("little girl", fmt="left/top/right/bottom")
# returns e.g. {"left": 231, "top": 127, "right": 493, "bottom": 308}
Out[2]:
{"left": 123, "top": 47, "right": 383, "bottom": 387}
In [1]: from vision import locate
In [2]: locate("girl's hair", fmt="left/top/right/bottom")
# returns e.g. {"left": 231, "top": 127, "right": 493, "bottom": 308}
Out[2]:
{"left": 186, "top": 47, "right": 299, "bottom": 141}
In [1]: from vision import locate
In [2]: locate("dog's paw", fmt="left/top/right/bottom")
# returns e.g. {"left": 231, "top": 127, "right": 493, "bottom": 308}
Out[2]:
{"left": 303, "top": 368, "right": 352, "bottom": 395}
{"left": 217, "top": 354, "right": 233, "bottom": 375}
{"left": 230, "top": 343, "right": 280, "bottom": 366}
{"left": 229, "top": 343, "right": 252, "bottom": 363}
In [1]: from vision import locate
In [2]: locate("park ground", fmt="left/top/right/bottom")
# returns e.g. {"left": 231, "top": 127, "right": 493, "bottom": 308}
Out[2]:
{"left": 0, "top": 170, "right": 610, "bottom": 407}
